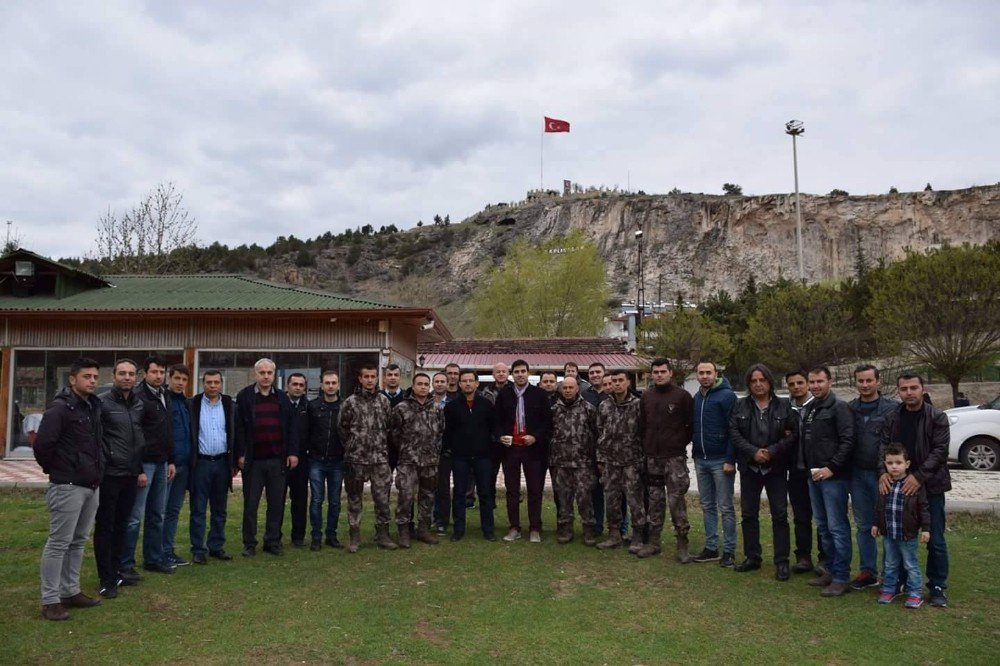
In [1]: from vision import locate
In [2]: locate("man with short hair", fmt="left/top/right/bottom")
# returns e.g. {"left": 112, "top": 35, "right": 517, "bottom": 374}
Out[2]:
{"left": 479, "top": 362, "right": 509, "bottom": 405}
{"left": 444, "top": 363, "right": 462, "bottom": 401}
{"left": 801, "top": 366, "right": 855, "bottom": 597}
{"left": 432, "top": 372, "right": 454, "bottom": 534}
{"left": 391, "top": 373, "right": 445, "bottom": 547}
{"left": 443, "top": 370, "right": 498, "bottom": 541}
{"left": 539, "top": 371, "right": 559, "bottom": 405}
{"left": 583, "top": 362, "right": 609, "bottom": 536}
{"left": 35, "top": 358, "right": 104, "bottom": 620}
{"left": 122, "top": 355, "right": 176, "bottom": 577}
{"left": 562, "top": 362, "right": 592, "bottom": 393}
{"left": 95, "top": 359, "right": 146, "bottom": 598}
{"left": 549, "top": 376, "right": 599, "bottom": 545}
{"left": 496, "top": 360, "right": 552, "bottom": 543}
{"left": 189, "top": 370, "right": 236, "bottom": 564}
{"left": 596, "top": 370, "right": 648, "bottom": 552}
{"left": 638, "top": 358, "right": 694, "bottom": 560}
{"left": 785, "top": 370, "right": 823, "bottom": 574}
{"left": 284, "top": 372, "right": 310, "bottom": 548}
{"left": 235, "top": 358, "right": 300, "bottom": 557}
{"left": 382, "top": 364, "right": 405, "bottom": 406}
{"left": 691, "top": 361, "right": 738, "bottom": 567}
{"left": 306, "top": 370, "right": 345, "bottom": 551}
{"left": 848, "top": 364, "right": 898, "bottom": 590}
{"left": 729, "top": 364, "right": 798, "bottom": 580}
{"left": 163, "top": 364, "right": 192, "bottom": 566}
{"left": 338, "top": 363, "right": 395, "bottom": 552}
{"left": 879, "top": 373, "right": 952, "bottom": 608}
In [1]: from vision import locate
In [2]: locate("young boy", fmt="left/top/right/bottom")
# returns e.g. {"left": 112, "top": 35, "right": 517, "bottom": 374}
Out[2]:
{"left": 871, "top": 444, "right": 931, "bottom": 609}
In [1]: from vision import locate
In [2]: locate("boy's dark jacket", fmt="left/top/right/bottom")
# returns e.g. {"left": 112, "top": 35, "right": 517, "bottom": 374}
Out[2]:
{"left": 873, "top": 477, "right": 931, "bottom": 541}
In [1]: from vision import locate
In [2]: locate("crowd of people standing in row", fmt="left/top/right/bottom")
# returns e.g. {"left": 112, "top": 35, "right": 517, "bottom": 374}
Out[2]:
{"left": 33, "top": 354, "right": 951, "bottom": 621}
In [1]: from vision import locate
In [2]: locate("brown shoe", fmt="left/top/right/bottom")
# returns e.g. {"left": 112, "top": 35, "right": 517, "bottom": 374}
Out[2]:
{"left": 582, "top": 526, "right": 598, "bottom": 547}
{"left": 41, "top": 603, "right": 70, "bottom": 621}
{"left": 596, "top": 532, "right": 623, "bottom": 550}
{"left": 808, "top": 573, "right": 833, "bottom": 587}
{"left": 375, "top": 525, "right": 398, "bottom": 550}
{"left": 397, "top": 525, "right": 411, "bottom": 549}
{"left": 59, "top": 593, "right": 101, "bottom": 608}
{"left": 676, "top": 537, "right": 692, "bottom": 564}
{"left": 347, "top": 526, "right": 361, "bottom": 554}
{"left": 821, "top": 582, "right": 852, "bottom": 597}
{"left": 556, "top": 524, "right": 573, "bottom": 544}
{"left": 416, "top": 527, "right": 439, "bottom": 545}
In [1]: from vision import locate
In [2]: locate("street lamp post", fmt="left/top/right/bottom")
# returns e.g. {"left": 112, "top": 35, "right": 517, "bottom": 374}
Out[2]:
{"left": 785, "top": 119, "right": 805, "bottom": 281}
{"left": 635, "top": 228, "right": 645, "bottom": 320}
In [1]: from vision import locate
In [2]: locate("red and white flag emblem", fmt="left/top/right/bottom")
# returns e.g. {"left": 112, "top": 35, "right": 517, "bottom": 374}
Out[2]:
{"left": 544, "top": 116, "right": 570, "bottom": 132}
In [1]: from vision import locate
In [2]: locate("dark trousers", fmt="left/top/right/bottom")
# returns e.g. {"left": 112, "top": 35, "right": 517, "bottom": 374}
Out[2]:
{"left": 434, "top": 454, "right": 452, "bottom": 528}
{"left": 787, "top": 468, "right": 824, "bottom": 562}
{"left": 740, "top": 468, "right": 790, "bottom": 564}
{"left": 190, "top": 457, "right": 229, "bottom": 556}
{"left": 502, "top": 446, "right": 544, "bottom": 531}
{"left": 242, "top": 458, "right": 286, "bottom": 549}
{"left": 285, "top": 457, "right": 309, "bottom": 542}
{"left": 94, "top": 475, "right": 137, "bottom": 586}
{"left": 452, "top": 456, "right": 495, "bottom": 537}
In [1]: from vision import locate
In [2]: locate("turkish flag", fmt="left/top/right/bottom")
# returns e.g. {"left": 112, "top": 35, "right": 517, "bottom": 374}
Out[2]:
{"left": 544, "top": 116, "right": 570, "bottom": 132}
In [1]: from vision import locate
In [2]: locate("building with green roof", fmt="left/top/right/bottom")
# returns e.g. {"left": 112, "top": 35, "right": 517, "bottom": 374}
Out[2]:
{"left": 0, "top": 249, "right": 451, "bottom": 457}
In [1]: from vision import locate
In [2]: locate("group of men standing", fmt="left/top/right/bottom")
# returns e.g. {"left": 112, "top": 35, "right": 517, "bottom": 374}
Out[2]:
{"left": 34, "top": 353, "right": 953, "bottom": 620}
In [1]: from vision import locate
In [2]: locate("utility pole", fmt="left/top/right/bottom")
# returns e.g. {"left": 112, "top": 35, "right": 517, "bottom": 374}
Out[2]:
{"left": 785, "top": 120, "right": 805, "bottom": 281}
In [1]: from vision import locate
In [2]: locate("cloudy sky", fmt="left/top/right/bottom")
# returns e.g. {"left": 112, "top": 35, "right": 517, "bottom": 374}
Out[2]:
{"left": 3, "top": 1, "right": 998, "bottom": 259}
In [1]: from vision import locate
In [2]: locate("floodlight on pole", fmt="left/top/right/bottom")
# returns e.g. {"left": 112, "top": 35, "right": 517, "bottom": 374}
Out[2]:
{"left": 785, "top": 119, "right": 805, "bottom": 281}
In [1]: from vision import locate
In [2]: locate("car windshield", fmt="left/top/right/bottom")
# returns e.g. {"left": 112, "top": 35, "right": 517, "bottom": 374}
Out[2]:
{"left": 979, "top": 395, "right": 1000, "bottom": 410}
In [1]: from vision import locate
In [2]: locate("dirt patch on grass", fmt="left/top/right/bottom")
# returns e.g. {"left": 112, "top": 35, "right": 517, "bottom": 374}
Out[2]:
{"left": 550, "top": 574, "right": 590, "bottom": 599}
{"left": 145, "top": 593, "right": 177, "bottom": 613}
{"left": 412, "top": 618, "right": 451, "bottom": 647}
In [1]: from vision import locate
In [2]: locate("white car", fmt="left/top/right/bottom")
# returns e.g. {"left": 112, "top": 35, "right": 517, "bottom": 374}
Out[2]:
{"left": 947, "top": 395, "right": 1000, "bottom": 471}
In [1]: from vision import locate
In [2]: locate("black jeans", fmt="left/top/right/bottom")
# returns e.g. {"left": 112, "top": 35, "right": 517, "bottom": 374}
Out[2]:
{"left": 452, "top": 456, "right": 495, "bottom": 537}
{"left": 285, "top": 457, "right": 309, "bottom": 542}
{"left": 190, "top": 457, "right": 230, "bottom": 556}
{"left": 243, "top": 458, "right": 286, "bottom": 549}
{"left": 94, "top": 475, "right": 137, "bottom": 586}
{"left": 434, "top": 454, "right": 452, "bottom": 528}
{"left": 740, "top": 467, "right": 790, "bottom": 564}
{"left": 787, "top": 468, "right": 825, "bottom": 562}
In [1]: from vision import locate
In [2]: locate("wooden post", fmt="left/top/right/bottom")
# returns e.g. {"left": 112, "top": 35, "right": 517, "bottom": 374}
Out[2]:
{"left": 0, "top": 346, "right": 12, "bottom": 458}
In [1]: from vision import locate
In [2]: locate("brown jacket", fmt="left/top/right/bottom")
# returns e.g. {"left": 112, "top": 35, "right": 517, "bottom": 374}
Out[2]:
{"left": 873, "top": 477, "right": 931, "bottom": 541}
{"left": 639, "top": 383, "right": 694, "bottom": 458}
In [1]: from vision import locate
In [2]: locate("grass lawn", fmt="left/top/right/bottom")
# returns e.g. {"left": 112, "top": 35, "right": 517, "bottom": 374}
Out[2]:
{"left": 2, "top": 487, "right": 998, "bottom": 665}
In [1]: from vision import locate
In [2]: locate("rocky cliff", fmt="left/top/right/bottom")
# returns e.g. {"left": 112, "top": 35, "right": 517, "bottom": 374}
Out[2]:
{"left": 265, "top": 185, "right": 1000, "bottom": 334}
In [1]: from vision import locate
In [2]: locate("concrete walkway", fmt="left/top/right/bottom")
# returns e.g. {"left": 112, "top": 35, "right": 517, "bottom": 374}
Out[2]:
{"left": 4, "top": 457, "right": 997, "bottom": 514}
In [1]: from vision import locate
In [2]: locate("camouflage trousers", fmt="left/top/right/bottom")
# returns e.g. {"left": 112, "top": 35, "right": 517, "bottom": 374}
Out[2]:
{"left": 395, "top": 463, "right": 438, "bottom": 527}
{"left": 603, "top": 463, "right": 646, "bottom": 532}
{"left": 345, "top": 462, "right": 392, "bottom": 528}
{"left": 551, "top": 466, "right": 597, "bottom": 528}
{"left": 646, "top": 455, "right": 690, "bottom": 538}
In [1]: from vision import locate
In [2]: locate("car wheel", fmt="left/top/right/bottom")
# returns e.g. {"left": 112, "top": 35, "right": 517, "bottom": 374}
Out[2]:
{"left": 959, "top": 437, "right": 1000, "bottom": 471}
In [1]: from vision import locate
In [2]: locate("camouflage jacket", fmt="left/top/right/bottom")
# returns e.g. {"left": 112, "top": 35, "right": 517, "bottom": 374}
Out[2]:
{"left": 597, "top": 393, "right": 643, "bottom": 465}
{"left": 391, "top": 395, "right": 445, "bottom": 466}
{"left": 549, "top": 396, "right": 598, "bottom": 468}
{"left": 337, "top": 389, "right": 393, "bottom": 464}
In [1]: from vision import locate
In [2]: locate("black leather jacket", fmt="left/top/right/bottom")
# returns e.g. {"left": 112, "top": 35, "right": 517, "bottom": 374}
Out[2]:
{"left": 306, "top": 397, "right": 344, "bottom": 461}
{"left": 34, "top": 387, "right": 104, "bottom": 488}
{"left": 137, "top": 382, "right": 174, "bottom": 464}
{"left": 800, "top": 392, "right": 854, "bottom": 477}
{"left": 729, "top": 395, "right": 799, "bottom": 468}
{"left": 100, "top": 387, "right": 146, "bottom": 477}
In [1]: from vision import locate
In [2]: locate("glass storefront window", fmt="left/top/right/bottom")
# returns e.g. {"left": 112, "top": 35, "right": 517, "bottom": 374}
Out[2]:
{"left": 196, "top": 351, "right": 380, "bottom": 401}
{"left": 9, "top": 349, "right": 182, "bottom": 457}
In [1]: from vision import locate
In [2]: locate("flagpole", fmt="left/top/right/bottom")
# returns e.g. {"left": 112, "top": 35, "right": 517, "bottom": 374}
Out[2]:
{"left": 539, "top": 129, "right": 544, "bottom": 190}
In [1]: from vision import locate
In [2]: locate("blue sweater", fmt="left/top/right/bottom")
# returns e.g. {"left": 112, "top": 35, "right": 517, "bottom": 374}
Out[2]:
{"left": 692, "top": 377, "right": 737, "bottom": 463}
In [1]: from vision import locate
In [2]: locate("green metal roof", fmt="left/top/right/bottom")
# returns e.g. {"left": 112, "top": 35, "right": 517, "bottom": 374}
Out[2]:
{"left": 0, "top": 274, "right": 400, "bottom": 312}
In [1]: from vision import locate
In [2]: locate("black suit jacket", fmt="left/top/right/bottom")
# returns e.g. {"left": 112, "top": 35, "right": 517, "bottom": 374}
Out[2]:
{"left": 495, "top": 383, "right": 553, "bottom": 444}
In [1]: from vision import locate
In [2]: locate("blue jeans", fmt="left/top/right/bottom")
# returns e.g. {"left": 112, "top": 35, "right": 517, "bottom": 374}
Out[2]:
{"left": 122, "top": 461, "right": 168, "bottom": 568}
{"left": 927, "top": 493, "right": 948, "bottom": 590}
{"left": 309, "top": 459, "right": 344, "bottom": 540}
{"left": 163, "top": 462, "right": 189, "bottom": 557}
{"left": 808, "top": 477, "right": 852, "bottom": 584}
{"left": 694, "top": 458, "right": 736, "bottom": 554}
{"left": 881, "top": 537, "right": 922, "bottom": 598}
{"left": 849, "top": 468, "right": 879, "bottom": 575}
{"left": 452, "top": 456, "right": 495, "bottom": 537}
{"left": 189, "top": 457, "right": 229, "bottom": 556}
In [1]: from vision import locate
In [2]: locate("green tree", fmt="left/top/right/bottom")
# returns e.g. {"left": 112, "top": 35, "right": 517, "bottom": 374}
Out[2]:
{"left": 471, "top": 231, "right": 609, "bottom": 337}
{"left": 867, "top": 245, "right": 1000, "bottom": 403}
{"left": 745, "top": 282, "right": 853, "bottom": 372}
{"left": 722, "top": 183, "right": 743, "bottom": 196}
{"left": 641, "top": 308, "right": 733, "bottom": 382}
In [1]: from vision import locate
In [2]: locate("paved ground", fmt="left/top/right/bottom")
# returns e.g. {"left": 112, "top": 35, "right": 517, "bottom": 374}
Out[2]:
{"left": 3, "top": 457, "right": 997, "bottom": 513}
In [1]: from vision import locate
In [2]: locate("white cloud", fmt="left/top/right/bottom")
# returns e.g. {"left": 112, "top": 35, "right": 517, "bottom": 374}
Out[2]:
{"left": 1, "top": 0, "right": 997, "bottom": 258}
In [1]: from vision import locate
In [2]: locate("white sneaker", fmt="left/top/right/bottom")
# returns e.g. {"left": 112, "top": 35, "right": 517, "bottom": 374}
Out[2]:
{"left": 529, "top": 530, "right": 542, "bottom": 543}
{"left": 503, "top": 528, "right": 521, "bottom": 542}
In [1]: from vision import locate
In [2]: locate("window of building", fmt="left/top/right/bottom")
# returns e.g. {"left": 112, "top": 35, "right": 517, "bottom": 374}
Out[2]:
{"left": 195, "top": 351, "right": 379, "bottom": 401}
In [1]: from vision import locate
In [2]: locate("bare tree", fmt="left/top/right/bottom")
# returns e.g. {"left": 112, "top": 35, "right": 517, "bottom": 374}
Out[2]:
{"left": 94, "top": 182, "right": 198, "bottom": 273}
{"left": 3, "top": 221, "right": 26, "bottom": 254}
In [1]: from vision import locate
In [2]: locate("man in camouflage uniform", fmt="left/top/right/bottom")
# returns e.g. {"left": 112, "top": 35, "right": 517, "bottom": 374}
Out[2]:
{"left": 391, "top": 373, "right": 445, "bottom": 547}
{"left": 337, "top": 363, "right": 395, "bottom": 552}
{"left": 638, "top": 358, "right": 695, "bottom": 561}
{"left": 549, "top": 377, "right": 599, "bottom": 546}
{"left": 596, "top": 370, "right": 647, "bottom": 553}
